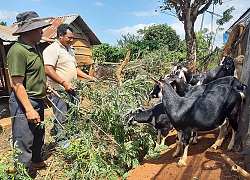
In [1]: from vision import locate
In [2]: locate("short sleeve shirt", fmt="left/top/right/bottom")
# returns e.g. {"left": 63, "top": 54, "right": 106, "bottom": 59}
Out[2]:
{"left": 43, "top": 39, "right": 77, "bottom": 89}
{"left": 7, "top": 38, "right": 46, "bottom": 99}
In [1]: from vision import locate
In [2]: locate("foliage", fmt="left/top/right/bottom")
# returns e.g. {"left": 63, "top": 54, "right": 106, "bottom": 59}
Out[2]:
{"left": 117, "top": 33, "right": 141, "bottom": 48}
{"left": 138, "top": 24, "right": 180, "bottom": 51}
{"left": 93, "top": 24, "right": 181, "bottom": 63}
{"left": 216, "top": 6, "right": 235, "bottom": 26}
{"left": 0, "top": 141, "right": 34, "bottom": 180}
{"left": 141, "top": 45, "right": 185, "bottom": 76}
{"left": 42, "top": 74, "right": 165, "bottom": 179}
{"left": 210, "top": 6, "right": 235, "bottom": 50}
{"left": 92, "top": 43, "right": 125, "bottom": 63}
{"left": 0, "top": 21, "right": 7, "bottom": 26}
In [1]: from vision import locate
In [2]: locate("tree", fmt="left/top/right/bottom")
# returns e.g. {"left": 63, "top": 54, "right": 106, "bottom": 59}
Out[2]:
{"left": 92, "top": 43, "right": 124, "bottom": 63}
{"left": 158, "top": 0, "right": 222, "bottom": 72}
{"left": 117, "top": 33, "right": 141, "bottom": 48}
{"left": 0, "top": 21, "right": 7, "bottom": 26}
{"left": 138, "top": 24, "right": 180, "bottom": 51}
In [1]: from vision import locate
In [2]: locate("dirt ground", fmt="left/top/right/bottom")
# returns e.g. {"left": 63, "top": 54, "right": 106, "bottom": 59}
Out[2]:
{"left": 0, "top": 97, "right": 248, "bottom": 180}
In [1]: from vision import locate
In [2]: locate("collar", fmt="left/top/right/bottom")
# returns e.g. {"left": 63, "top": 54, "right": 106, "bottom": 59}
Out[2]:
{"left": 17, "top": 37, "right": 37, "bottom": 50}
{"left": 55, "top": 39, "right": 73, "bottom": 51}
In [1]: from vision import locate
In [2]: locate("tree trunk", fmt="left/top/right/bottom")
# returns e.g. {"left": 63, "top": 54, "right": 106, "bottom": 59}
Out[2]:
{"left": 184, "top": 20, "right": 197, "bottom": 73}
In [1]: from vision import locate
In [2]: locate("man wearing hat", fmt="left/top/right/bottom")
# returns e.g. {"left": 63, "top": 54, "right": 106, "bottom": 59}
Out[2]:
{"left": 7, "top": 11, "right": 51, "bottom": 170}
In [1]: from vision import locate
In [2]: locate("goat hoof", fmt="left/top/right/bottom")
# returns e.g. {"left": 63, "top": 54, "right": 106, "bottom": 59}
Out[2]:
{"left": 172, "top": 152, "right": 178, "bottom": 158}
{"left": 177, "top": 159, "right": 186, "bottom": 167}
{"left": 190, "top": 140, "right": 198, "bottom": 145}
{"left": 227, "top": 145, "right": 233, "bottom": 151}
{"left": 210, "top": 144, "right": 218, "bottom": 150}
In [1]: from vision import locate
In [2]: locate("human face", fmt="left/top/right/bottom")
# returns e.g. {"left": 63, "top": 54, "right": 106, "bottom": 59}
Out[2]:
{"left": 22, "top": 28, "right": 43, "bottom": 44}
{"left": 59, "top": 29, "right": 74, "bottom": 47}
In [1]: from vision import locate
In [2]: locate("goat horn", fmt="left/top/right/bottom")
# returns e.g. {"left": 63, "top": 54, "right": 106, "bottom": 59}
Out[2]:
{"left": 150, "top": 76, "right": 162, "bottom": 86}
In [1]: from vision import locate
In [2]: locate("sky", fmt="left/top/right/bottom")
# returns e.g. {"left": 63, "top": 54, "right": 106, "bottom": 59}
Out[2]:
{"left": 0, "top": 0, "right": 249, "bottom": 47}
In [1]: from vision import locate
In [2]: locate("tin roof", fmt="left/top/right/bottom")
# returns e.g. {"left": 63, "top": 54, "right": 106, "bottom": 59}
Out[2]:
{"left": 0, "top": 25, "right": 17, "bottom": 42}
{"left": 10, "top": 14, "right": 101, "bottom": 45}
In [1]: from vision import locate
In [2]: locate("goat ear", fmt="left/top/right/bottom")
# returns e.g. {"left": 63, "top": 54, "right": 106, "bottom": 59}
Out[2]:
{"left": 124, "top": 109, "right": 133, "bottom": 117}
{"left": 136, "top": 106, "right": 145, "bottom": 112}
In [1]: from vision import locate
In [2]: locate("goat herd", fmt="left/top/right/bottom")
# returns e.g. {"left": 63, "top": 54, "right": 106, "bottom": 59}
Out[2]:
{"left": 124, "top": 56, "right": 247, "bottom": 167}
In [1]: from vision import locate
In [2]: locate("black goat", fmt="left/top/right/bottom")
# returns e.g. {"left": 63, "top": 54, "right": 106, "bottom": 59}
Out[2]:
{"left": 150, "top": 77, "right": 244, "bottom": 167}
{"left": 150, "top": 76, "right": 246, "bottom": 149}
{"left": 124, "top": 102, "right": 173, "bottom": 145}
{"left": 173, "top": 56, "right": 235, "bottom": 85}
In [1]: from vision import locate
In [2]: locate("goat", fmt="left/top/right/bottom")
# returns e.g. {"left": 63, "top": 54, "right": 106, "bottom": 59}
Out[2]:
{"left": 124, "top": 102, "right": 173, "bottom": 146}
{"left": 150, "top": 77, "right": 244, "bottom": 167}
{"left": 173, "top": 56, "right": 235, "bottom": 85}
{"left": 150, "top": 76, "right": 246, "bottom": 149}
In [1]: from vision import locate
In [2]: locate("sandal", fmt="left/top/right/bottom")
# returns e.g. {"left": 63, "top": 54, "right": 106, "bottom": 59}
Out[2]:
{"left": 32, "top": 161, "right": 51, "bottom": 170}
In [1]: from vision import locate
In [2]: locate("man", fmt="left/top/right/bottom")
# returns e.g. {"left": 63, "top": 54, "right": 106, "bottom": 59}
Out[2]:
{"left": 7, "top": 11, "right": 51, "bottom": 170}
{"left": 43, "top": 24, "right": 95, "bottom": 147}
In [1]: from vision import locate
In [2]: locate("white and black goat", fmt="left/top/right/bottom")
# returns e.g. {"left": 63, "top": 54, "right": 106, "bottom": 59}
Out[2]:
{"left": 150, "top": 77, "right": 245, "bottom": 167}
{"left": 173, "top": 56, "right": 235, "bottom": 85}
{"left": 124, "top": 102, "right": 173, "bottom": 146}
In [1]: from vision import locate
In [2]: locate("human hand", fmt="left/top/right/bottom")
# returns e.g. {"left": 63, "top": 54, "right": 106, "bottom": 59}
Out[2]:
{"left": 90, "top": 77, "right": 97, "bottom": 81}
{"left": 63, "top": 82, "right": 75, "bottom": 91}
{"left": 26, "top": 108, "right": 41, "bottom": 124}
{"left": 46, "top": 82, "right": 52, "bottom": 93}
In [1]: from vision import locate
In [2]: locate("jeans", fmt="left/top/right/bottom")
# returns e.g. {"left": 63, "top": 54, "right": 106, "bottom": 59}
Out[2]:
{"left": 9, "top": 91, "right": 44, "bottom": 169}
{"left": 50, "top": 90, "right": 79, "bottom": 142}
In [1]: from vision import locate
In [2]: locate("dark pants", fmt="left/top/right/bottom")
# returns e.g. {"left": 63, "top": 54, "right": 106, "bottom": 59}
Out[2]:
{"left": 9, "top": 91, "right": 44, "bottom": 169}
{"left": 50, "top": 90, "right": 79, "bottom": 142}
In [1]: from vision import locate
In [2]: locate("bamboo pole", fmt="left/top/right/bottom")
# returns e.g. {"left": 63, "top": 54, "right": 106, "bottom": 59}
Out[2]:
{"left": 221, "top": 154, "right": 250, "bottom": 179}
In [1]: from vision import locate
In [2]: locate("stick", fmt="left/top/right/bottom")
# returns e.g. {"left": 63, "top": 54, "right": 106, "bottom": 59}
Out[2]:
{"left": 116, "top": 50, "right": 130, "bottom": 85}
{"left": 221, "top": 153, "right": 250, "bottom": 179}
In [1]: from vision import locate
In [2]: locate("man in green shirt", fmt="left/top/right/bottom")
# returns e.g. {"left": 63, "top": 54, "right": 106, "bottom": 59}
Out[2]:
{"left": 7, "top": 11, "right": 51, "bottom": 171}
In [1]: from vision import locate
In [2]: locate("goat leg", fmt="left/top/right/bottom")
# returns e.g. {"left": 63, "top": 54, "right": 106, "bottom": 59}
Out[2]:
{"left": 177, "top": 130, "right": 191, "bottom": 167}
{"left": 172, "top": 131, "right": 183, "bottom": 158}
{"left": 227, "top": 129, "right": 236, "bottom": 151}
{"left": 178, "top": 145, "right": 189, "bottom": 167}
{"left": 211, "top": 120, "right": 228, "bottom": 149}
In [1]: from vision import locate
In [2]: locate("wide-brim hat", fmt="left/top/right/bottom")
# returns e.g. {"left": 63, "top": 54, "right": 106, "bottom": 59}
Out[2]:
{"left": 12, "top": 11, "right": 51, "bottom": 36}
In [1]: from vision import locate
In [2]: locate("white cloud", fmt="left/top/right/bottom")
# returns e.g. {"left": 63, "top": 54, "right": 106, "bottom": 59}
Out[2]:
{"left": 170, "top": 21, "right": 185, "bottom": 39}
{"left": 95, "top": 2, "right": 104, "bottom": 6}
{"left": 0, "top": 10, "right": 18, "bottom": 20}
{"left": 131, "top": 10, "right": 159, "bottom": 17}
{"left": 106, "top": 23, "right": 156, "bottom": 36}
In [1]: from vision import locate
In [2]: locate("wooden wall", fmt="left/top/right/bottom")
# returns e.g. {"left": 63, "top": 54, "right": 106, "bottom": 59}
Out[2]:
{"left": 73, "top": 33, "right": 94, "bottom": 67}
{"left": 0, "top": 41, "right": 12, "bottom": 96}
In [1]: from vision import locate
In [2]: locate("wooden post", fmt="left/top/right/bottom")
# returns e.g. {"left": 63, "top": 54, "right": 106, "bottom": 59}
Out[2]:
{"left": 0, "top": 42, "right": 11, "bottom": 95}
{"left": 238, "top": 24, "right": 244, "bottom": 56}
{"left": 116, "top": 51, "right": 130, "bottom": 85}
{"left": 221, "top": 154, "right": 250, "bottom": 179}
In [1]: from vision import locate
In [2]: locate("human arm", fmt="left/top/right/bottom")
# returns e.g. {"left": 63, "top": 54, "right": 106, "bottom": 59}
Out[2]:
{"left": 76, "top": 67, "right": 96, "bottom": 81}
{"left": 44, "top": 65, "right": 75, "bottom": 91}
{"left": 11, "top": 76, "right": 41, "bottom": 124}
